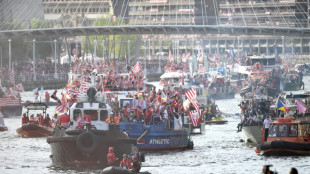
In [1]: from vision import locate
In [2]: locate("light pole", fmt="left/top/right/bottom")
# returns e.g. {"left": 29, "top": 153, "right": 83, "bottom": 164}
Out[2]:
{"left": 128, "top": 40, "right": 130, "bottom": 65}
{"left": 158, "top": 40, "right": 162, "bottom": 73}
{"left": 94, "top": 40, "right": 97, "bottom": 58}
{"left": 144, "top": 40, "right": 147, "bottom": 74}
{"left": 0, "top": 46, "right": 2, "bottom": 70}
{"left": 75, "top": 40, "right": 78, "bottom": 61}
{"left": 8, "top": 39, "right": 11, "bottom": 73}
{"left": 33, "top": 39, "right": 36, "bottom": 81}
{"left": 54, "top": 39, "right": 58, "bottom": 79}
{"left": 102, "top": 40, "right": 105, "bottom": 62}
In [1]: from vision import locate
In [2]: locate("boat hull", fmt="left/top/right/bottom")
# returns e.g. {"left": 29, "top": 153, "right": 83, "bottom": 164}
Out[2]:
{"left": 241, "top": 124, "right": 262, "bottom": 144}
{"left": 258, "top": 141, "right": 310, "bottom": 156}
{"left": 16, "top": 124, "right": 54, "bottom": 137}
{"left": 205, "top": 120, "right": 228, "bottom": 125}
{"left": 47, "top": 129, "right": 138, "bottom": 168}
{"left": 120, "top": 123, "right": 190, "bottom": 151}
{"left": 1, "top": 106, "right": 23, "bottom": 117}
{"left": 0, "top": 125, "right": 8, "bottom": 131}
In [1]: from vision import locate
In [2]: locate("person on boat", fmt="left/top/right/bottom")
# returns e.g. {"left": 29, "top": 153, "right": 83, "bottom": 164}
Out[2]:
{"left": 131, "top": 155, "right": 141, "bottom": 172}
{"left": 120, "top": 154, "right": 132, "bottom": 169}
{"left": 162, "top": 105, "right": 169, "bottom": 130}
{"left": 136, "top": 106, "right": 143, "bottom": 121}
{"left": 263, "top": 116, "right": 271, "bottom": 141}
{"left": 84, "top": 113, "right": 92, "bottom": 130}
{"left": 51, "top": 114, "right": 58, "bottom": 128}
{"left": 58, "top": 112, "right": 70, "bottom": 129}
{"left": 34, "top": 90, "right": 39, "bottom": 101}
{"left": 144, "top": 106, "right": 152, "bottom": 125}
{"left": 29, "top": 114, "right": 36, "bottom": 124}
{"left": 21, "top": 113, "right": 29, "bottom": 124}
{"left": 44, "top": 114, "right": 51, "bottom": 128}
{"left": 75, "top": 113, "right": 85, "bottom": 129}
{"left": 0, "top": 88, "right": 4, "bottom": 97}
{"left": 38, "top": 114, "right": 44, "bottom": 125}
{"left": 107, "top": 146, "right": 118, "bottom": 166}
{"left": 0, "top": 116, "right": 5, "bottom": 126}
{"left": 45, "top": 91, "right": 50, "bottom": 102}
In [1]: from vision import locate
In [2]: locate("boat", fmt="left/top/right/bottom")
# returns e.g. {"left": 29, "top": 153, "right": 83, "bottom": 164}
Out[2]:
{"left": 255, "top": 117, "right": 310, "bottom": 156}
{"left": 47, "top": 87, "right": 143, "bottom": 168}
{"left": 16, "top": 102, "right": 54, "bottom": 138}
{"left": 283, "top": 69, "right": 303, "bottom": 91}
{"left": 119, "top": 113, "right": 193, "bottom": 151}
{"left": 0, "top": 125, "right": 8, "bottom": 131}
{"left": 207, "top": 75, "right": 235, "bottom": 100}
{"left": 23, "top": 100, "right": 59, "bottom": 107}
{"left": 0, "top": 95, "right": 22, "bottom": 117}
{"left": 100, "top": 166, "right": 150, "bottom": 174}
{"left": 205, "top": 116, "right": 228, "bottom": 125}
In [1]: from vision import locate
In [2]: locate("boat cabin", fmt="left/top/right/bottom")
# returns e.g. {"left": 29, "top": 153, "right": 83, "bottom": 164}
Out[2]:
{"left": 266, "top": 117, "right": 310, "bottom": 143}
{"left": 69, "top": 88, "right": 112, "bottom": 131}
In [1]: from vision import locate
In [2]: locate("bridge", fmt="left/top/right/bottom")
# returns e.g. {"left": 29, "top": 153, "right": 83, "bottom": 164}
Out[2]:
{"left": 0, "top": 25, "right": 309, "bottom": 39}
{"left": 0, "top": 0, "right": 309, "bottom": 38}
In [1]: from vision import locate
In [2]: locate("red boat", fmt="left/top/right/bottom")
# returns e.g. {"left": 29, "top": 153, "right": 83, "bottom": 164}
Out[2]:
{"left": 16, "top": 103, "right": 54, "bottom": 138}
{"left": 255, "top": 117, "right": 310, "bottom": 156}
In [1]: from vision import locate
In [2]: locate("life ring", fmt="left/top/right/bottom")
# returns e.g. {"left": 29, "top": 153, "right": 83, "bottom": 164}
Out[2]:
{"left": 76, "top": 131, "right": 98, "bottom": 153}
{"left": 138, "top": 152, "right": 145, "bottom": 162}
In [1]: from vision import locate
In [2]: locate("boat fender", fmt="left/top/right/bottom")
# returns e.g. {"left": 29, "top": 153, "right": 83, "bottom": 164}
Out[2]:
{"left": 254, "top": 147, "right": 260, "bottom": 154}
{"left": 76, "top": 131, "right": 98, "bottom": 153}
{"left": 187, "top": 140, "right": 194, "bottom": 149}
{"left": 138, "top": 152, "right": 145, "bottom": 162}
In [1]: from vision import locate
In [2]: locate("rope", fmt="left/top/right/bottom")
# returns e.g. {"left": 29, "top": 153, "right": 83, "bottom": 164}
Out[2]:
{"left": 137, "top": 129, "right": 149, "bottom": 141}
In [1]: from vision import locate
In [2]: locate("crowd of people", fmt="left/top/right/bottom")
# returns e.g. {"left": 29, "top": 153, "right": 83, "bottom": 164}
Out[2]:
{"left": 107, "top": 146, "right": 141, "bottom": 172}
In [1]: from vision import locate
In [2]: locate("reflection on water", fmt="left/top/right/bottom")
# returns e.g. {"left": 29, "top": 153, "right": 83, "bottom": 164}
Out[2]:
{"left": 1, "top": 84, "right": 310, "bottom": 174}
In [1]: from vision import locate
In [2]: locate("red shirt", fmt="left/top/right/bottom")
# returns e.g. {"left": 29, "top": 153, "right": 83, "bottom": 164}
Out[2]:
{"left": 120, "top": 158, "right": 132, "bottom": 169}
{"left": 107, "top": 152, "right": 117, "bottom": 163}
{"left": 144, "top": 109, "right": 152, "bottom": 120}
{"left": 136, "top": 109, "right": 143, "bottom": 120}
{"left": 22, "top": 116, "right": 29, "bottom": 124}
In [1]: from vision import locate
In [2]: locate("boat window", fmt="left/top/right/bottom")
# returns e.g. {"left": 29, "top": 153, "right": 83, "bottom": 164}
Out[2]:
{"left": 84, "top": 110, "right": 98, "bottom": 121}
{"left": 279, "top": 124, "right": 288, "bottom": 137}
{"left": 289, "top": 124, "right": 298, "bottom": 137}
{"left": 100, "top": 110, "right": 108, "bottom": 121}
{"left": 73, "top": 109, "right": 81, "bottom": 121}
{"left": 300, "top": 124, "right": 310, "bottom": 136}
{"left": 268, "top": 124, "right": 278, "bottom": 137}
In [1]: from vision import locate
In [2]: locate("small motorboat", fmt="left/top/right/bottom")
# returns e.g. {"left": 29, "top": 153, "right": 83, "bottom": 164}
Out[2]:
{"left": 16, "top": 102, "right": 54, "bottom": 138}
{"left": 205, "top": 116, "right": 228, "bottom": 125}
{"left": 0, "top": 125, "right": 8, "bottom": 131}
{"left": 255, "top": 117, "right": 310, "bottom": 156}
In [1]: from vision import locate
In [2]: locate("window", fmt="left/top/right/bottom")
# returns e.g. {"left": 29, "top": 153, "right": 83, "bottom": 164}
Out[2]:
{"left": 73, "top": 109, "right": 81, "bottom": 121}
{"left": 268, "top": 124, "right": 278, "bottom": 137}
{"left": 289, "top": 124, "right": 298, "bottom": 137}
{"left": 84, "top": 110, "right": 98, "bottom": 121}
{"left": 279, "top": 124, "right": 288, "bottom": 137}
{"left": 100, "top": 110, "right": 108, "bottom": 121}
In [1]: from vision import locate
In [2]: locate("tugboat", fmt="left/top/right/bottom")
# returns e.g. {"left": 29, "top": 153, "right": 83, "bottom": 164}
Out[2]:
{"left": 119, "top": 113, "right": 193, "bottom": 151}
{"left": 16, "top": 102, "right": 54, "bottom": 137}
{"left": 255, "top": 117, "right": 310, "bottom": 156}
{"left": 47, "top": 87, "right": 142, "bottom": 168}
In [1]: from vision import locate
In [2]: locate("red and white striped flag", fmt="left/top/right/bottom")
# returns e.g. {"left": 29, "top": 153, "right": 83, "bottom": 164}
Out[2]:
{"left": 185, "top": 88, "right": 200, "bottom": 110}
{"left": 81, "top": 81, "right": 89, "bottom": 93}
{"left": 169, "top": 50, "right": 173, "bottom": 63}
{"left": 131, "top": 61, "right": 142, "bottom": 74}
{"left": 189, "top": 109, "right": 202, "bottom": 127}
{"left": 55, "top": 104, "right": 65, "bottom": 114}
{"left": 185, "top": 88, "right": 196, "bottom": 100}
{"left": 66, "top": 88, "right": 80, "bottom": 99}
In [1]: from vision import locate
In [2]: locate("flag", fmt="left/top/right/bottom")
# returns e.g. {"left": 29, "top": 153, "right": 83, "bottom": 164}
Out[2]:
{"left": 51, "top": 90, "right": 61, "bottom": 104}
{"left": 185, "top": 88, "right": 196, "bottom": 100}
{"left": 131, "top": 61, "right": 142, "bottom": 74}
{"left": 10, "top": 65, "right": 15, "bottom": 85}
{"left": 189, "top": 109, "right": 202, "bottom": 127}
{"left": 81, "top": 81, "right": 89, "bottom": 93}
{"left": 277, "top": 100, "right": 290, "bottom": 113}
{"left": 297, "top": 100, "right": 307, "bottom": 114}
{"left": 33, "top": 88, "right": 38, "bottom": 93}
{"left": 185, "top": 88, "right": 200, "bottom": 110}
{"left": 41, "top": 86, "right": 44, "bottom": 94}
{"left": 169, "top": 50, "right": 173, "bottom": 63}
{"left": 161, "top": 92, "right": 166, "bottom": 102}
{"left": 55, "top": 104, "right": 66, "bottom": 114}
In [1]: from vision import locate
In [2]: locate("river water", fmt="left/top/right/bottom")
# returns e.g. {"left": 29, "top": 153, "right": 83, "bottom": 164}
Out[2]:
{"left": 1, "top": 80, "right": 310, "bottom": 174}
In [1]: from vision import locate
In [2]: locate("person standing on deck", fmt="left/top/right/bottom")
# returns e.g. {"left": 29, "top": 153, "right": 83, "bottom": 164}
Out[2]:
{"left": 107, "top": 147, "right": 118, "bottom": 166}
{"left": 263, "top": 116, "right": 271, "bottom": 141}
{"left": 45, "top": 91, "right": 50, "bottom": 102}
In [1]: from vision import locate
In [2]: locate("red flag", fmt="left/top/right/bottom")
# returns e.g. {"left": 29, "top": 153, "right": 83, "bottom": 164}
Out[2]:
{"left": 51, "top": 90, "right": 61, "bottom": 104}
{"left": 131, "top": 61, "right": 142, "bottom": 74}
{"left": 189, "top": 109, "right": 202, "bottom": 127}
{"left": 185, "top": 88, "right": 200, "bottom": 110}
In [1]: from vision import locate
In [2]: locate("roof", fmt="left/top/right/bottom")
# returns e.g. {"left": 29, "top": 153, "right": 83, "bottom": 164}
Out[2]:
{"left": 24, "top": 102, "right": 48, "bottom": 110}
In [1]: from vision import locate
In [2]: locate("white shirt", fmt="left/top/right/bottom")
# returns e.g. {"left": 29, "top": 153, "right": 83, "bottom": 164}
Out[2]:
{"left": 264, "top": 118, "right": 271, "bottom": 129}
